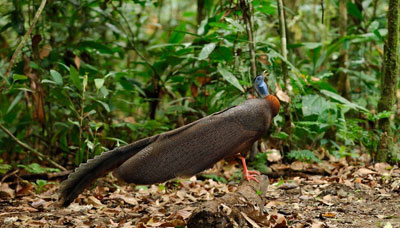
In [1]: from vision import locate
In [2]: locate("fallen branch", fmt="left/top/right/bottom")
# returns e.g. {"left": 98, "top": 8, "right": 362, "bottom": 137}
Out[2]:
{"left": 5, "top": 0, "right": 47, "bottom": 77}
{"left": 0, "top": 124, "right": 66, "bottom": 171}
{"left": 187, "top": 175, "right": 269, "bottom": 227}
{"left": 1, "top": 170, "right": 71, "bottom": 183}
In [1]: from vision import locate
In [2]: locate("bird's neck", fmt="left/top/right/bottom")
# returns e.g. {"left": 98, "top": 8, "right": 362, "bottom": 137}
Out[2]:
{"left": 265, "top": 95, "right": 280, "bottom": 116}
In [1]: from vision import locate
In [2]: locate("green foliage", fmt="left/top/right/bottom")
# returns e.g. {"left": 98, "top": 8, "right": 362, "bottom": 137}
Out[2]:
{"left": 0, "top": 159, "right": 12, "bottom": 174}
{"left": 250, "top": 152, "right": 270, "bottom": 174}
{"left": 202, "top": 174, "right": 227, "bottom": 183}
{"left": 287, "top": 150, "right": 321, "bottom": 163}
{"left": 18, "top": 163, "right": 59, "bottom": 174}
{"left": 0, "top": 0, "right": 397, "bottom": 169}
{"left": 33, "top": 179, "right": 48, "bottom": 193}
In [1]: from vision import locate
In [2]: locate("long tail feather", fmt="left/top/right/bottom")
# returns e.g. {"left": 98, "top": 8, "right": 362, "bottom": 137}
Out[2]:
{"left": 58, "top": 136, "right": 156, "bottom": 207}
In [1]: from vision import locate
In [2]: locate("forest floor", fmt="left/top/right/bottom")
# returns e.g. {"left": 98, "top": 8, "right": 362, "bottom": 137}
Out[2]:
{"left": 0, "top": 155, "right": 400, "bottom": 227}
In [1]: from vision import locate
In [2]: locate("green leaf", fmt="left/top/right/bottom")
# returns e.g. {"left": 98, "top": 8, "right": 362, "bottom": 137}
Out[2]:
{"left": 320, "top": 90, "right": 368, "bottom": 112}
{"left": 7, "top": 91, "right": 23, "bottom": 113}
{"left": 119, "top": 77, "right": 136, "bottom": 91}
{"left": 70, "top": 66, "right": 82, "bottom": 91}
{"left": 287, "top": 150, "right": 321, "bottom": 163}
{"left": 272, "top": 132, "right": 289, "bottom": 140}
{"left": 217, "top": 66, "right": 244, "bottom": 92}
{"left": 224, "top": 18, "right": 245, "bottom": 32}
{"left": 12, "top": 74, "right": 28, "bottom": 81}
{"left": 0, "top": 159, "right": 11, "bottom": 174}
{"left": 94, "top": 78, "right": 105, "bottom": 90}
{"left": 169, "top": 23, "right": 186, "bottom": 44}
{"left": 41, "top": 79, "right": 58, "bottom": 85}
{"left": 210, "top": 46, "right": 233, "bottom": 62}
{"left": 302, "top": 42, "right": 322, "bottom": 50}
{"left": 96, "top": 100, "right": 110, "bottom": 112}
{"left": 50, "top": 70, "right": 63, "bottom": 85}
{"left": 347, "top": 2, "right": 363, "bottom": 20}
{"left": 17, "top": 163, "right": 59, "bottom": 174}
{"left": 198, "top": 43, "right": 216, "bottom": 60}
{"left": 208, "top": 22, "right": 231, "bottom": 30}
{"left": 302, "top": 95, "right": 330, "bottom": 116}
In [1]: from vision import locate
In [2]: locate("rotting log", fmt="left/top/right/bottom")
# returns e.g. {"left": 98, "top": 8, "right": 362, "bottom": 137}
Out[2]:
{"left": 187, "top": 175, "right": 269, "bottom": 228}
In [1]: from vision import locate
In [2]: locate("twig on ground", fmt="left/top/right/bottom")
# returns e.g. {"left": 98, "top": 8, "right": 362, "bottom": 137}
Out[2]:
{"left": 0, "top": 124, "right": 66, "bottom": 171}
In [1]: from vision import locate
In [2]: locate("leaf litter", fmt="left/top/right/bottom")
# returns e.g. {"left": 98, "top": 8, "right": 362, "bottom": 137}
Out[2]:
{"left": 0, "top": 157, "right": 400, "bottom": 227}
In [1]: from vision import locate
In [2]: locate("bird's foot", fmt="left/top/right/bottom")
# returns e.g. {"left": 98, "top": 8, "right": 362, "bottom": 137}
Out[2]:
{"left": 238, "top": 155, "right": 260, "bottom": 183}
{"left": 243, "top": 170, "right": 260, "bottom": 183}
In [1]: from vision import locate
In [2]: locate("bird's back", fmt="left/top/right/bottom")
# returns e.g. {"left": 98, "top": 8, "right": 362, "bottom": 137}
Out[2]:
{"left": 114, "top": 98, "right": 272, "bottom": 184}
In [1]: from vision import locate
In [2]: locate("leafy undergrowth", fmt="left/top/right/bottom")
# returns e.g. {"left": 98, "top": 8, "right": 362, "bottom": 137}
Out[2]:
{"left": 0, "top": 158, "right": 400, "bottom": 227}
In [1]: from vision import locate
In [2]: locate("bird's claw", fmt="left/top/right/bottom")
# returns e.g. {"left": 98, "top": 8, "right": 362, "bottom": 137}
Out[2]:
{"left": 246, "top": 170, "right": 260, "bottom": 175}
{"left": 243, "top": 170, "right": 260, "bottom": 183}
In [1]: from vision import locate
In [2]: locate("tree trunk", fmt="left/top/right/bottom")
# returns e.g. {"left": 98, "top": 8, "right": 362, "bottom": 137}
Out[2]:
{"left": 376, "top": 0, "right": 399, "bottom": 162}
{"left": 337, "top": 0, "right": 351, "bottom": 100}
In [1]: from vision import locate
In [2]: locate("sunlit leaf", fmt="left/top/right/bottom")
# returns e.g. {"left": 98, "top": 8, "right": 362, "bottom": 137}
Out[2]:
{"left": 50, "top": 70, "right": 63, "bottom": 85}
{"left": 320, "top": 90, "right": 368, "bottom": 112}
{"left": 198, "top": 43, "right": 216, "bottom": 60}
{"left": 94, "top": 78, "right": 105, "bottom": 90}
{"left": 12, "top": 74, "right": 27, "bottom": 81}
{"left": 217, "top": 66, "right": 244, "bottom": 92}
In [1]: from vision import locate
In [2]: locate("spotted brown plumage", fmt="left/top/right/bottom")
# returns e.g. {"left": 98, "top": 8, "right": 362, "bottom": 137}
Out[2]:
{"left": 58, "top": 75, "right": 280, "bottom": 207}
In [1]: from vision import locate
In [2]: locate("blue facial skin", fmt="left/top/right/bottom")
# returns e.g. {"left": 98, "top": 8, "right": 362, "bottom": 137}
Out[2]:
{"left": 254, "top": 74, "right": 269, "bottom": 97}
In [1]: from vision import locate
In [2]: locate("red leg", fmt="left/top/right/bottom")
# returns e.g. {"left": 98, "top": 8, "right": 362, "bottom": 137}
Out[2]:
{"left": 238, "top": 156, "right": 260, "bottom": 183}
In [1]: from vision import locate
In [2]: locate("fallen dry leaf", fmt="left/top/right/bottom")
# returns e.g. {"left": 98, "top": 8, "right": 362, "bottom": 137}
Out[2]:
{"left": 320, "top": 212, "right": 336, "bottom": 218}
{"left": 267, "top": 149, "right": 282, "bottom": 162}
{"left": 354, "top": 168, "right": 376, "bottom": 176}
{"left": 0, "top": 183, "right": 15, "bottom": 198}
{"left": 109, "top": 193, "right": 138, "bottom": 206}
{"left": 374, "top": 163, "right": 392, "bottom": 175}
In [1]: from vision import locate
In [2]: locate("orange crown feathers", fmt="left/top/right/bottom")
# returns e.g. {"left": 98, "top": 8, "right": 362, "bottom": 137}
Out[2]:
{"left": 265, "top": 95, "right": 280, "bottom": 117}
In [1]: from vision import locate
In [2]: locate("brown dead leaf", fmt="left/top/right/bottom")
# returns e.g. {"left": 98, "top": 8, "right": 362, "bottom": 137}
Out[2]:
{"left": 109, "top": 193, "right": 138, "bottom": 206}
{"left": 176, "top": 209, "right": 192, "bottom": 219}
{"left": 318, "top": 161, "right": 335, "bottom": 174}
{"left": 257, "top": 54, "right": 269, "bottom": 65}
{"left": 16, "top": 182, "right": 34, "bottom": 195}
{"left": 39, "top": 44, "right": 52, "bottom": 59}
{"left": 191, "top": 83, "right": 198, "bottom": 98}
{"left": 291, "top": 161, "right": 306, "bottom": 171}
{"left": 74, "top": 55, "right": 81, "bottom": 69}
{"left": 3, "top": 217, "right": 18, "bottom": 225}
{"left": 374, "top": 163, "right": 392, "bottom": 175}
{"left": 354, "top": 168, "right": 376, "bottom": 176}
{"left": 146, "top": 217, "right": 163, "bottom": 227}
{"left": 0, "top": 183, "right": 15, "bottom": 198}
{"left": 266, "top": 200, "right": 287, "bottom": 208}
{"left": 276, "top": 90, "right": 291, "bottom": 103}
{"left": 68, "top": 203, "right": 93, "bottom": 212}
{"left": 322, "top": 194, "right": 333, "bottom": 202}
{"left": 267, "top": 149, "right": 282, "bottom": 162}
{"left": 269, "top": 213, "right": 287, "bottom": 228}
{"left": 241, "top": 212, "right": 260, "bottom": 228}
{"left": 87, "top": 195, "right": 104, "bottom": 208}
{"left": 320, "top": 212, "right": 336, "bottom": 218}
{"left": 311, "top": 220, "right": 327, "bottom": 228}
{"left": 31, "top": 199, "right": 46, "bottom": 208}
{"left": 196, "top": 76, "right": 212, "bottom": 85}
{"left": 270, "top": 163, "right": 289, "bottom": 172}
{"left": 278, "top": 182, "right": 298, "bottom": 190}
